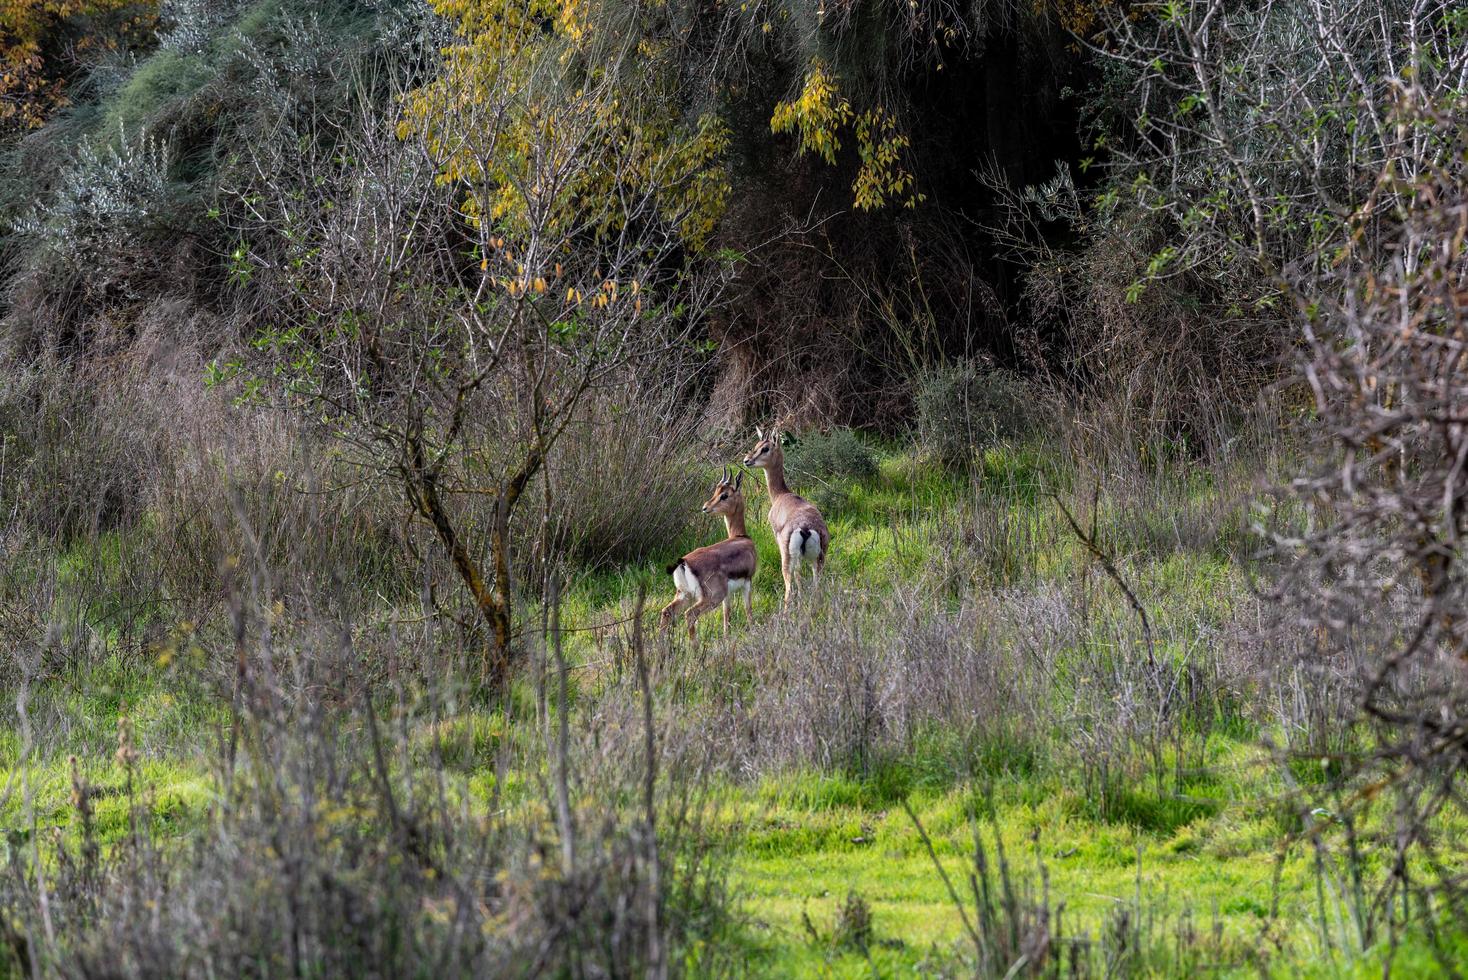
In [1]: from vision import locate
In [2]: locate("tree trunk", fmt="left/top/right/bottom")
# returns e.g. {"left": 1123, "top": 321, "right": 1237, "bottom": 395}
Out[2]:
{"left": 404, "top": 431, "right": 544, "bottom": 691}
{"left": 405, "top": 432, "right": 512, "bottom": 689}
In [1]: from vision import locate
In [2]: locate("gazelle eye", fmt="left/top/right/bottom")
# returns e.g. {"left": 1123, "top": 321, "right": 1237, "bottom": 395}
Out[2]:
{"left": 719, "top": 493, "right": 728, "bottom": 501}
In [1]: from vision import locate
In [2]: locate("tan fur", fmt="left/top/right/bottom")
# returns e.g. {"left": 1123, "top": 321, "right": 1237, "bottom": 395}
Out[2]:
{"left": 743, "top": 426, "right": 831, "bottom": 609}
{"left": 659, "top": 469, "right": 757, "bottom": 640}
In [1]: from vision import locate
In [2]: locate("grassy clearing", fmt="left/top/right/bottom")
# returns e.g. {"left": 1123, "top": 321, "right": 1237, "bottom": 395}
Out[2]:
{"left": 5, "top": 437, "right": 1461, "bottom": 975}
{"left": 530, "top": 437, "right": 1461, "bottom": 974}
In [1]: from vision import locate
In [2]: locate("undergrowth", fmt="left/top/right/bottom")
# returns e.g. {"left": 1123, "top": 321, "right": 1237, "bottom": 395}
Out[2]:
{"left": 6, "top": 430, "right": 1460, "bottom": 976}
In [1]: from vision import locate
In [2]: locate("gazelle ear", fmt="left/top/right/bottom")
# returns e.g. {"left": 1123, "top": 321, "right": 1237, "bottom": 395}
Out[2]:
{"left": 734, "top": 470, "right": 744, "bottom": 491}
{"left": 755, "top": 425, "right": 764, "bottom": 440}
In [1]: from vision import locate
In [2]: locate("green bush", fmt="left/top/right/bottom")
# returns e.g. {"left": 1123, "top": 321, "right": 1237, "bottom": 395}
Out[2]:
{"left": 785, "top": 427, "right": 877, "bottom": 485}
{"left": 913, "top": 360, "right": 1042, "bottom": 469}
{"left": 781, "top": 427, "right": 877, "bottom": 514}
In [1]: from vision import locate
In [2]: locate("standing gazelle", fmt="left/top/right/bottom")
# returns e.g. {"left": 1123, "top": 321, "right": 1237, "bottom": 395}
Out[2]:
{"left": 743, "top": 425, "right": 830, "bottom": 609}
{"left": 659, "top": 468, "right": 757, "bottom": 640}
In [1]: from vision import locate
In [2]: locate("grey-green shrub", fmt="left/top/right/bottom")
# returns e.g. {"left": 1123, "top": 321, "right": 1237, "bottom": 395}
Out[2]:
{"left": 786, "top": 427, "right": 878, "bottom": 485}
{"left": 11, "top": 126, "right": 180, "bottom": 270}
{"left": 781, "top": 427, "right": 877, "bottom": 515}
{"left": 913, "top": 360, "right": 1040, "bottom": 469}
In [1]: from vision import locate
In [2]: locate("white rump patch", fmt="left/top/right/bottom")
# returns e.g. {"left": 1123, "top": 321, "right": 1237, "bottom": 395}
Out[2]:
{"left": 787, "top": 528, "right": 822, "bottom": 566}
{"left": 673, "top": 563, "right": 702, "bottom": 601}
{"left": 728, "top": 576, "right": 750, "bottom": 593}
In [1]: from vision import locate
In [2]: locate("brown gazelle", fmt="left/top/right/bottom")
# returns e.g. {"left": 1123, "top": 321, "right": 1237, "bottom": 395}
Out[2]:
{"left": 659, "top": 468, "right": 757, "bottom": 640}
{"left": 743, "top": 425, "right": 830, "bottom": 609}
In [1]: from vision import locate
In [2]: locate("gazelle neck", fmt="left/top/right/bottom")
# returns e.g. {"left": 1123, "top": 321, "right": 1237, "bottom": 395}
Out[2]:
{"left": 762, "top": 455, "right": 790, "bottom": 498}
{"left": 724, "top": 505, "right": 748, "bottom": 538}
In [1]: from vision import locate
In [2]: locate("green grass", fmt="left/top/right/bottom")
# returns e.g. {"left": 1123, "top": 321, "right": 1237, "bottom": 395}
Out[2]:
{"left": 6, "top": 437, "right": 1466, "bottom": 975}
{"left": 720, "top": 757, "right": 1468, "bottom": 976}
{"left": 729, "top": 781, "right": 1304, "bottom": 974}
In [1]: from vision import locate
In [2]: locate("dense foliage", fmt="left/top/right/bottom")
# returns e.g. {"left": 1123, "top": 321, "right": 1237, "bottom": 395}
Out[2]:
{"left": 1, "top": 0, "right": 156, "bottom": 133}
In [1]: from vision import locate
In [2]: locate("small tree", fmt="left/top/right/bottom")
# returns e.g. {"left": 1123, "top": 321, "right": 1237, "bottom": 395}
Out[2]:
{"left": 222, "top": 0, "right": 730, "bottom": 688}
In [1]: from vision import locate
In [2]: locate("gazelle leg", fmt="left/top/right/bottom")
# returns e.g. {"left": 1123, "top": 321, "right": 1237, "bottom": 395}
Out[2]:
{"left": 659, "top": 594, "right": 688, "bottom": 631}
{"left": 684, "top": 597, "right": 718, "bottom": 641}
{"left": 722, "top": 601, "right": 730, "bottom": 635}
{"left": 780, "top": 549, "right": 795, "bottom": 611}
{"left": 744, "top": 586, "right": 754, "bottom": 623}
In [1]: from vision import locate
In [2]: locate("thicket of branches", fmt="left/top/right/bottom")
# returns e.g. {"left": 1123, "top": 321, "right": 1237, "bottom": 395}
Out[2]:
{"left": 209, "top": 0, "right": 733, "bottom": 686}
{"left": 1056, "top": 0, "right": 1468, "bottom": 943}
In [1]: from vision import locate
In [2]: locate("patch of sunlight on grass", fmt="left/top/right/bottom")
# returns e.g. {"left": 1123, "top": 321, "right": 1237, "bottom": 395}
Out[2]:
{"left": 1, "top": 755, "right": 214, "bottom": 846}
{"left": 726, "top": 777, "right": 1337, "bottom": 977}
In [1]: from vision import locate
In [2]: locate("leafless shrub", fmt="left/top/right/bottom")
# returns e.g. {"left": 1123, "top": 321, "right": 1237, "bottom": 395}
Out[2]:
{"left": 148, "top": 407, "right": 411, "bottom": 617}
{"left": 1264, "top": 82, "right": 1468, "bottom": 946}
{"left": 0, "top": 357, "right": 167, "bottom": 542}
{"left": 538, "top": 371, "right": 705, "bottom": 571}
{"left": 0, "top": 330, "right": 419, "bottom": 681}
{"left": 691, "top": 586, "right": 1047, "bottom": 780}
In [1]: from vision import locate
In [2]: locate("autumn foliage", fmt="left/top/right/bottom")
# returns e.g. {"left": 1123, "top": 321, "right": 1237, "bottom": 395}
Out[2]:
{"left": 399, "top": 0, "right": 730, "bottom": 246}
{"left": 0, "top": 0, "right": 155, "bottom": 133}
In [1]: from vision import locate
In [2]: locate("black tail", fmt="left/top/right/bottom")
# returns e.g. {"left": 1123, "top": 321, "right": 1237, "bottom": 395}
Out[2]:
{"left": 666, "top": 558, "right": 685, "bottom": 575}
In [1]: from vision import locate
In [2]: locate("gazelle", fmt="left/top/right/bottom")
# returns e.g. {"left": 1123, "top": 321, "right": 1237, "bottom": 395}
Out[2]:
{"left": 659, "top": 468, "right": 757, "bottom": 640}
{"left": 743, "top": 425, "right": 830, "bottom": 609}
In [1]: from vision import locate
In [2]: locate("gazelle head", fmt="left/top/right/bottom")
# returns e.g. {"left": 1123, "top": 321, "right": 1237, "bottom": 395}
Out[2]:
{"left": 702, "top": 467, "right": 745, "bottom": 515}
{"left": 742, "top": 425, "right": 783, "bottom": 469}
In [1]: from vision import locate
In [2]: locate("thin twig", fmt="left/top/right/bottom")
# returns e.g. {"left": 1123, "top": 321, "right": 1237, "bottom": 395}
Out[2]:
{"left": 1051, "top": 491, "right": 1157, "bottom": 670}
